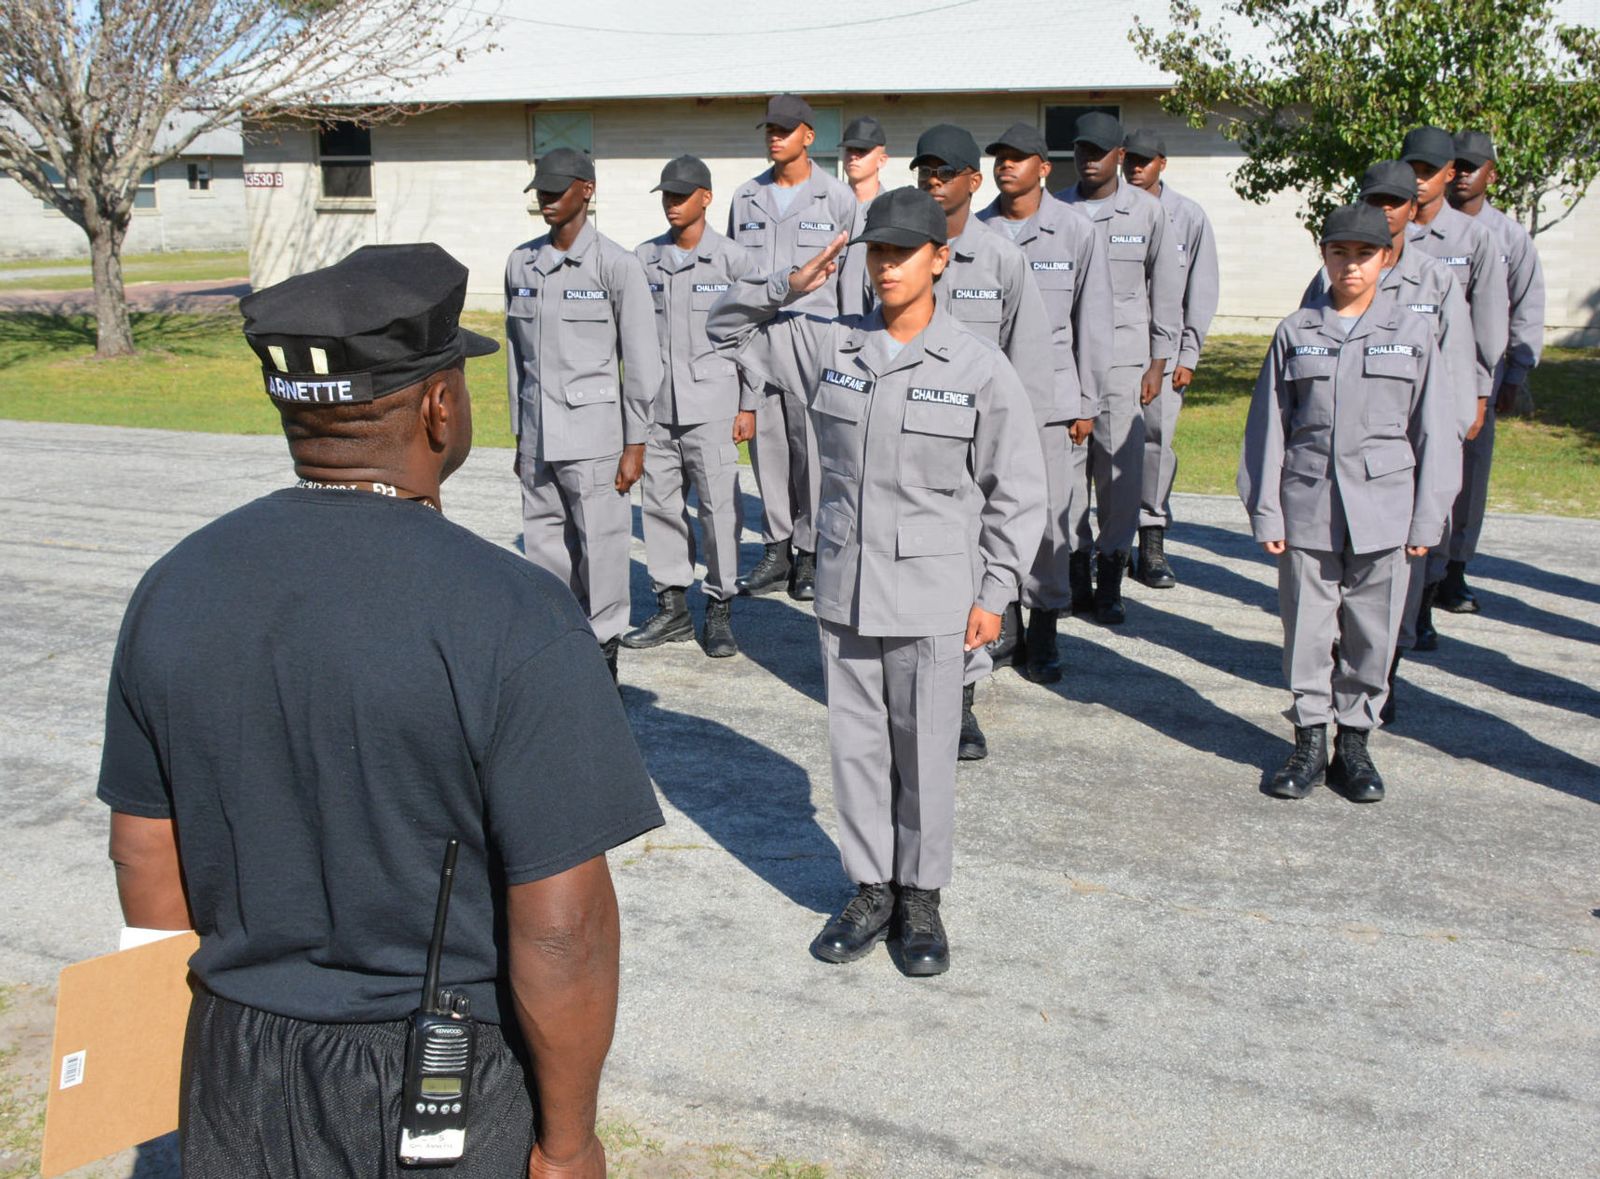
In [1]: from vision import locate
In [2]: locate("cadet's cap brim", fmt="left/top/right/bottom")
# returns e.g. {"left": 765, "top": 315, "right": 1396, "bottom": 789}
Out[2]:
{"left": 1456, "top": 150, "right": 1494, "bottom": 168}
{"left": 840, "top": 137, "right": 879, "bottom": 149}
{"left": 849, "top": 226, "right": 939, "bottom": 248}
{"left": 1400, "top": 148, "right": 1452, "bottom": 169}
{"left": 652, "top": 179, "right": 703, "bottom": 195}
{"left": 759, "top": 116, "right": 806, "bottom": 131}
{"left": 523, "top": 172, "right": 586, "bottom": 193}
{"left": 461, "top": 327, "right": 499, "bottom": 358}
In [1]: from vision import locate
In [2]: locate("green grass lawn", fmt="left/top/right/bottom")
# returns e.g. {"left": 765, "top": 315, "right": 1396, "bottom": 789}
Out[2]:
{"left": 0, "top": 250, "right": 248, "bottom": 291}
{"left": 1, "top": 315, "right": 1595, "bottom": 516}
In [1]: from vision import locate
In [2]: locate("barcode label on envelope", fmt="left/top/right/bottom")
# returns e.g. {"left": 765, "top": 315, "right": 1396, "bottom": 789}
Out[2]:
{"left": 60, "top": 1050, "right": 85, "bottom": 1089}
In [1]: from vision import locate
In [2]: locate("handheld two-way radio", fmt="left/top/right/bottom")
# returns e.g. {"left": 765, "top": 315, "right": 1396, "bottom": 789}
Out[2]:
{"left": 398, "top": 839, "right": 477, "bottom": 1166}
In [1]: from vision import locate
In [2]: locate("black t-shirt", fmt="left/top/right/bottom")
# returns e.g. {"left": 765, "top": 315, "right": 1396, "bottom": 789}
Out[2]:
{"left": 97, "top": 487, "right": 662, "bottom": 1024}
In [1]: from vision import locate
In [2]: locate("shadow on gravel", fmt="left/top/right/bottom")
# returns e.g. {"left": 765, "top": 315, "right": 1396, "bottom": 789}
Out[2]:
{"left": 621, "top": 685, "right": 839, "bottom": 913}
{"left": 1448, "top": 577, "right": 1600, "bottom": 647}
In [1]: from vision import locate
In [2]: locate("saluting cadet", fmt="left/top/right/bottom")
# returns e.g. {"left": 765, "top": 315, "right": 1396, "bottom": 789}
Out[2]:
{"left": 908, "top": 123, "right": 1054, "bottom": 761}
{"left": 838, "top": 116, "right": 889, "bottom": 319}
{"left": 506, "top": 148, "right": 663, "bottom": 682}
{"left": 1121, "top": 129, "right": 1220, "bottom": 589}
{"left": 1444, "top": 129, "right": 1547, "bottom": 615}
{"left": 1057, "top": 112, "right": 1183, "bottom": 626}
{"left": 1398, "top": 125, "right": 1509, "bottom": 644}
{"left": 727, "top": 94, "right": 859, "bottom": 601}
{"left": 625, "top": 156, "right": 759, "bottom": 659}
{"left": 1302, "top": 160, "right": 1476, "bottom": 723}
{"left": 706, "top": 188, "right": 1046, "bottom": 976}
{"left": 977, "top": 121, "right": 1113, "bottom": 684}
{"left": 1240, "top": 204, "right": 1459, "bottom": 803}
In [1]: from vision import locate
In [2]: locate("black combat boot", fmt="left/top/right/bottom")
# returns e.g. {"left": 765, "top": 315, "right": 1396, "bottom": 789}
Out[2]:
{"left": 1414, "top": 582, "right": 1439, "bottom": 652}
{"left": 737, "top": 541, "right": 791, "bottom": 596}
{"left": 789, "top": 549, "right": 816, "bottom": 601}
{"left": 810, "top": 882, "right": 895, "bottom": 964}
{"left": 1329, "top": 727, "right": 1385, "bottom": 802}
{"left": 987, "top": 601, "right": 1023, "bottom": 665}
{"left": 958, "top": 682, "right": 987, "bottom": 761}
{"left": 1435, "top": 560, "right": 1480, "bottom": 614}
{"left": 1093, "top": 550, "right": 1127, "bottom": 626}
{"left": 1266, "top": 724, "right": 1328, "bottom": 799}
{"left": 1379, "top": 650, "right": 1401, "bottom": 726}
{"left": 621, "top": 587, "right": 693, "bottom": 649}
{"left": 600, "top": 636, "right": 620, "bottom": 686}
{"left": 701, "top": 597, "right": 738, "bottom": 659}
{"left": 1135, "top": 526, "right": 1177, "bottom": 588}
{"left": 1068, "top": 551, "right": 1095, "bottom": 615}
{"left": 895, "top": 886, "right": 949, "bottom": 977}
{"left": 1022, "top": 607, "right": 1062, "bottom": 684}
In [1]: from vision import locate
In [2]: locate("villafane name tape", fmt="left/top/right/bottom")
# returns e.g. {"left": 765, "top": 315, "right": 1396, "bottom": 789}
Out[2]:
{"left": 820, "top": 368, "right": 871, "bottom": 393}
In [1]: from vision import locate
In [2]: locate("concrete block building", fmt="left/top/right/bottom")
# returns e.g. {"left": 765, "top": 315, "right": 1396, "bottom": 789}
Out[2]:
{"left": 241, "top": 0, "right": 1600, "bottom": 343}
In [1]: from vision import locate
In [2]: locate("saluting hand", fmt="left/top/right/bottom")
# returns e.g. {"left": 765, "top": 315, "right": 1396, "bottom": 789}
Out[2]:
{"left": 788, "top": 232, "right": 850, "bottom": 296}
{"left": 964, "top": 605, "right": 1002, "bottom": 652}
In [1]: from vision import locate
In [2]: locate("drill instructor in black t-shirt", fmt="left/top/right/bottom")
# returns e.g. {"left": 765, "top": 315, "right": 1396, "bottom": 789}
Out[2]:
{"left": 98, "top": 243, "right": 663, "bottom": 1179}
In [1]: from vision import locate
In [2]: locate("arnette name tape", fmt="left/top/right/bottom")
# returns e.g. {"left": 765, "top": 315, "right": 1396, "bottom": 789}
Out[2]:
{"left": 264, "top": 372, "right": 376, "bottom": 404}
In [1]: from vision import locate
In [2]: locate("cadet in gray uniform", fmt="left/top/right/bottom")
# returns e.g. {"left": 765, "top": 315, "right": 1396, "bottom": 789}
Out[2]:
{"left": 977, "top": 121, "right": 1113, "bottom": 683}
{"left": 505, "top": 148, "right": 663, "bottom": 680}
{"left": 1057, "top": 112, "right": 1183, "bottom": 626}
{"left": 1302, "top": 160, "right": 1476, "bottom": 723}
{"left": 839, "top": 115, "right": 889, "bottom": 319}
{"left": 1240, "top": 204, "right": 1459, "bottom": 803}
{"left": 625, "top": 156, "right": 759, "bottom": 659}
{"left": 728, "top": 94, "right": 859, "bottom": 601}
{"left": 908, "top": 123, "right": 1054, "bottom": 760}
{"left": 1122, "top": 129, "right": 1220, "bottom": 589}
{"left": 1398, "top": 126, "right": 1509, "bottom": 641}
{"left": 707, "top": 188, "right": 1045, "bottom": 975}
{"left": 1444, "top": 129, "right": 1547, "bottom": 614}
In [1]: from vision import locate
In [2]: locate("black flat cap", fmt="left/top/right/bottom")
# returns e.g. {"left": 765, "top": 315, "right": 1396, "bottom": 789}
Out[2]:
{"left": 525, "top": 147, "right": 595, "bottom": 193}
{"left": 653, "top": 155, "right": 713, "bottom": 195}
{"left": 910, "top": 124, "right": 981, "bottom": 173}
{"left": 1320, "top": 202, "right": 1392, "bottom": 248}
{"left": 1123, "top": 128, "right": 1167, "bottom": 159}
{"left": 985, "top": 122, "right": 1049, "bottom": 159}
{"left": 1400, "top": 126, "right": 1456, "bottom": 170}
{"left": 1359, "top": 159, "right": 1418, "bottom": 202}
{"left": 760, "top": 94, "right": 815, "bottom": 131}
{"left": 849, "top": 186, "right": 948, "bottom": 248}
{"left": 1455, "top": 129, "right": 1497, "bottom": 167}
{"left": 242, "top": 243, "right": 497, "bottom": 407}
{"left": 1073, "top": 111, "right": 1125, "bottom": 152}
{"left": 841, "top": 116, "right": 887, "bottom": 149}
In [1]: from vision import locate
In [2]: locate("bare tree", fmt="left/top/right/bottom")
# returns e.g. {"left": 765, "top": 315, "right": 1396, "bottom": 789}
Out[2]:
{"left": 0, "top": 0, "right": 496, "bottom": 357}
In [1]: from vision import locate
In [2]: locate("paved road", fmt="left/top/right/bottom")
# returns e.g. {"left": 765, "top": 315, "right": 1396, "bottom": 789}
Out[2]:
{"left": 0, "top": 278, "right": 248, "bottom": 314}
{"left": 4, "top": 420, "right": 1598, "bottom": 1178}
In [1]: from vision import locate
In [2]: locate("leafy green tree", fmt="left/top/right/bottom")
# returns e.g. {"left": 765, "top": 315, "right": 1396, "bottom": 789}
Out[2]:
{"left": 1131, "top": 0, "right": 1600, "bottom": 235}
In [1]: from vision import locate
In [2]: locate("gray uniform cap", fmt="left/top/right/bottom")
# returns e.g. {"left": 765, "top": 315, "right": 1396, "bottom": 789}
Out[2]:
{"left": 1122, "top": 129, "right": 1167, "bottom": 159}
{"left": 526, "top": 147, "right": 596, "bottom": 193}
{"left": 653, "top": 155, "right": 712, "bottom": 195}
{"left": 1454, "top": 130, "right": 1497, "bottom": 167}
{"left": 1359, "top": 160, "right": 1418, "bottom": 202}
{"left": 849, "top": 186, "right": 947, "bottom": 247}
{"left": 841, "top": 116, "right": 887, "bottom": 149}
{"left": 1320, "top": 203, "right": 1392, "bottom": 248}
{"left": 1400, "top": 126, "right": 1456, "bottom": 169}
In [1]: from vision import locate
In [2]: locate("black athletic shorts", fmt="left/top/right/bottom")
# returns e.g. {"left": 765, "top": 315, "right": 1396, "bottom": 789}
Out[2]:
{"left": 180, "top": 987, "right": 535, "bottom": 1177}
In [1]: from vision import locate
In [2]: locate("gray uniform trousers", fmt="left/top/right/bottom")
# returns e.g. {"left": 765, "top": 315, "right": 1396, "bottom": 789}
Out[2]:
{"left": 1021, "top": 423, "right": 1077, "bottom": 609}
{"left": 820, "top": 620, "right": 964, "bottom": 889}
{"left": 1138, "top": 372, "right": 1182, "bottom": 529}
{"left": 1073, "top": 365, "right": 1145, "bottom": 557}
{"left": 641, "top": 418, "right": 743, "bottom": 601}
{"left": 1428, "top": 401, "right": 1497, "bottom": 577}
{"left": 1280, "top": 545, "right": 1408, "bottom": 729}
{"left": 747, "top": 361, "right": 820, "bottom": 552}
{"left": 518, "top": 452, "right": 631, "bottom": 644}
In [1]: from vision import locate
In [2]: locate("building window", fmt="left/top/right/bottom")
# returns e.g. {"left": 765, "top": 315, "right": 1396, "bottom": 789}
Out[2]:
{"left": 529, "top": 111, "right": 594, "bottom": 178}
{"left": 318, "top": 122, "right": 373, "bottom": 200}
{"left": 37, "top": 163, "right": 155, "bottom": 210}
{"left": 187, "top": 160, "right": 211, "bottom": 191}
{"left": 808, "top": 106, "right": 842, "bottom": 179}
{"left": 1041, "top": 103, "right": 1122, "bottom": 193}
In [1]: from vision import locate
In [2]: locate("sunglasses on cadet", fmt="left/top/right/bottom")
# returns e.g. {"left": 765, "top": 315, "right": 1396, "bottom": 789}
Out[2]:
{"left": 915, "top": 164, "right": 968, "bottom": 183}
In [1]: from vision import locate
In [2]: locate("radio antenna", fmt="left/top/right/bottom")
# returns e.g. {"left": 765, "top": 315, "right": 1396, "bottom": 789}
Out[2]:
{"left": 420, "top": 839, "right": 460, "bottom": 1014}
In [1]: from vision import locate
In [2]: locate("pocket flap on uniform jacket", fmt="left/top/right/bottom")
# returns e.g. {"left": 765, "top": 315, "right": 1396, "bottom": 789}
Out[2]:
{"left": 1363, "top": 441, "right": 1416, "bottom": 478}
{"left": 896, "top": 522, "right": 966, "bottom": 557}
{"left": 507, "top": 294, "right": 537, "bottom": 319}
{"left": 812, "top": 379, "right": 866, "bottom": 422}
{"left": 949, "top": 290, "right": 1003, "bottom": 322}
{"left": 1363, "top": 349, "right": 1419, "bottom": 379}
{"left": 559, "top": 301, "right": 611, "bottom": 323}
{"left": 902, "top": 397, "right": 978, "bottom": 439}
{"left": 815, "top": 501, "right": 854, "bottom": 547}
{"left": 1285, "top": 354, "right": 1335, "bottom": 381}
{"left": 563, "top": 381, "right": 619, "bottom": 407}
{"left": 691, "top": 353, "right": 737, "bottom": 382}
{"left": 1282, "top": 447, "right": 1329, "bottom": 479}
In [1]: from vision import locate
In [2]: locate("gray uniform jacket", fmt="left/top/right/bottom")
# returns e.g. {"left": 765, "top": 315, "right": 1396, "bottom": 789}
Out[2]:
{"left": 1478, "top": 203, "right": 1545, "bottom": 385}
{"left": 937, "top": 219, "right": 1060, "bottom": 426}
{"left": 837, "top": 199, "right": 875, "bottom": 320}
{"left": 1405, "top": 204, "right": 1508, "bottom": 402}
{"left": 707, "top": 272, "right": 1047, "bottom": 637}
{"left": 505, "top": 221, "right": 662, "bottom": 461}
{"left": 634, "top": 228, "right": 758, "bottom": 425}
{"left": 1157, "top": 183, "right": 1220, "bottom": 372}
{"left": 1056, "top": 178, "right": 1182, "bottom": 370}
{"left": 726, "top": 163, "right": 858, "bottom": 320}
{"left": 976, "top": 196, "right": 1113, "bottom": 421}
{"left": 1301, "top": 245, "right": 1476, "bottom": 438}
{"left": 1238, "top": 290, "right": 1460, "bottom": 555}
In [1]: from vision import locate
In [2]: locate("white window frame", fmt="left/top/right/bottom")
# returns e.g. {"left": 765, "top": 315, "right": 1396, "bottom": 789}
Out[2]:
{"left": 186, "top": 158, "right": 213, "bottom": 197}
{"left": 316, "top": 122, "right": 375, "bottom": 210}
